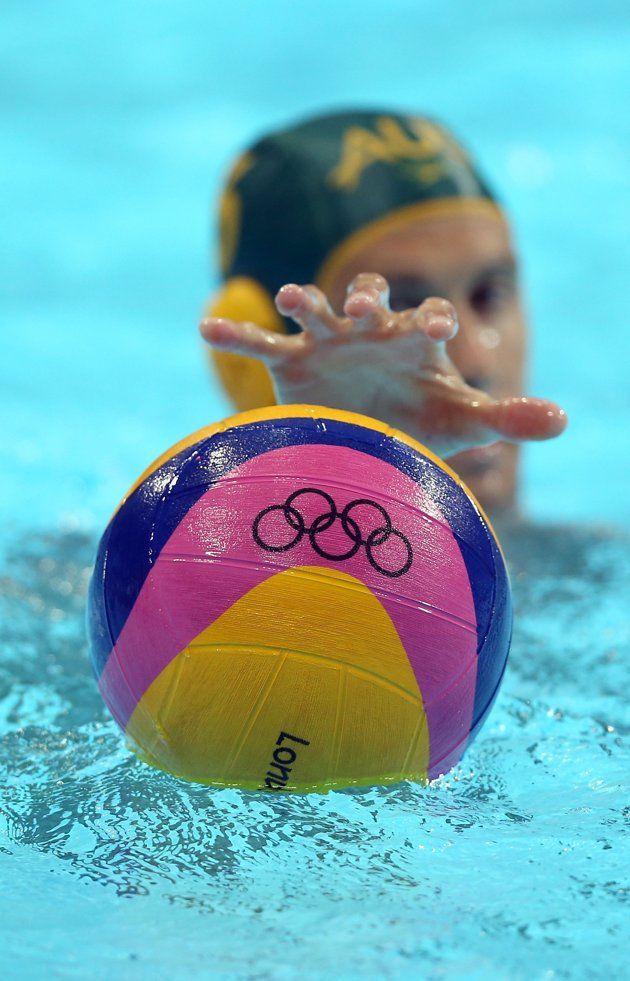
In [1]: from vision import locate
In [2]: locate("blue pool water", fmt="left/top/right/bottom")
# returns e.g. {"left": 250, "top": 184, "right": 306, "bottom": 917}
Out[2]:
{"left": 1, "top": 1, "right": 629, "bottom": 977}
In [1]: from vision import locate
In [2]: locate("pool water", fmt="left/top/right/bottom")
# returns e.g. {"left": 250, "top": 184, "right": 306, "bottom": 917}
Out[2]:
{"left": 1, "top": 0, "right": 629, "bottom": 977}
{"left": 1, "top": 522, "right": 628, "bottom": 978}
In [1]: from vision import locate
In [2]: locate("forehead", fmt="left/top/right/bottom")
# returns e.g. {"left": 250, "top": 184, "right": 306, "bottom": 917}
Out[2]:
{"left": 324, "top": 212, "right": 515, "bottom": 293}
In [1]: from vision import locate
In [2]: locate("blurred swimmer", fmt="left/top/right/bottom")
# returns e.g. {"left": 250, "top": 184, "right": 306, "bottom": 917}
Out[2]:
{"left": 200, "top": 109, "right": 567, "bottom": 515}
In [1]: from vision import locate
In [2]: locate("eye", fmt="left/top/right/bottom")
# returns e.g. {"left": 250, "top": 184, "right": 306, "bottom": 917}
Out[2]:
{"left": 470, "top": 276, "right": 515, "bottom": 316}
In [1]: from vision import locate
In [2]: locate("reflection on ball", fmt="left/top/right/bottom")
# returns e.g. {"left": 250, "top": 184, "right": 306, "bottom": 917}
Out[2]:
{"left": 88, "top": 405, "right": 512, "bottom": 793}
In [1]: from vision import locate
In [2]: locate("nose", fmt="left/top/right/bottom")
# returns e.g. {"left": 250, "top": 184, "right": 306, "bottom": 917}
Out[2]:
{"left": 446, "top": 301, "right": 495, "bottom": 392}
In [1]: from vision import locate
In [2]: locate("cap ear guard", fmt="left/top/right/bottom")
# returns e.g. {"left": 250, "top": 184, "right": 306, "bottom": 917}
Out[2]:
{"left": 205, "top": 276, "right": 286, "bottom": 411}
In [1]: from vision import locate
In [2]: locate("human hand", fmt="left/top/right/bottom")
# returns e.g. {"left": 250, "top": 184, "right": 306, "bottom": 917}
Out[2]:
{"left": 200, "top": 272, "right": 567, "bottom": 459}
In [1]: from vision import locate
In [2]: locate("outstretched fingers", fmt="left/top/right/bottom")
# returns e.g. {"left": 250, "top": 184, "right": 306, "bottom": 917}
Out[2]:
{"left": 472, "top": 396, "right": 568, "bottom": 443}
{"left": 413, "top": 297, "right": 459, "bottom": 342}
{"left": 343, "top": 273, "right": 392, "bottom": 332}
{"left": 199, "top": 316, "right": 303, "bottom": 363}
{"left": 341, "top": 274, "right": 459, "bottom": 345}
{"left": 272, "top": 276, "right": 460, "bottom": 352}
{"left": 275, "top": 283, "right": 343, "bottom": 338}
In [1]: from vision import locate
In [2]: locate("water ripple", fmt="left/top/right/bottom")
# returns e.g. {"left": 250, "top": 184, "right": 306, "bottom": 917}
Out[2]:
{"left": 0, "top": 523, "right": 628, "bottom": 978}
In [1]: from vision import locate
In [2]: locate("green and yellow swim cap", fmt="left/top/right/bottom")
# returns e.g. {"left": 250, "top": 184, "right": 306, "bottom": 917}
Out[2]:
{"left": 208, "top": 108, "right": 501, "bottom": 409}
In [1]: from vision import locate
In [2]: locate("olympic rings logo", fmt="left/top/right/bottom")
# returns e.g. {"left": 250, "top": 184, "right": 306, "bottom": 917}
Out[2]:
{"left": 252, "top": 487, "right": 413, "bottom": 578}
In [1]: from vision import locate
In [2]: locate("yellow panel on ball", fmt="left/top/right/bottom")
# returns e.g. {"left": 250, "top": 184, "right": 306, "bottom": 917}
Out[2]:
{"left": 127, "top": 567, "right": 428, "bottom": 792}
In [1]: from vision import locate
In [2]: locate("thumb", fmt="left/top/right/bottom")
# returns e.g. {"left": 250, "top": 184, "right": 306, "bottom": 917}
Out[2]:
{"left": 477, "top": 396, "right": 568, "bottom": 442}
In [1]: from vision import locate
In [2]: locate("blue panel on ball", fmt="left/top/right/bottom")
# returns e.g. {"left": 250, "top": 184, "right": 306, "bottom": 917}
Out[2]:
{"left": 470, "top": 549, "right": 513, "bottom": 741}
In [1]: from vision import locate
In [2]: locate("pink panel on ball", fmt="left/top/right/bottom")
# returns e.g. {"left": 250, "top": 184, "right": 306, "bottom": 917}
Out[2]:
{"left": 99, "top": 444, "right": 479, "bottom": 774}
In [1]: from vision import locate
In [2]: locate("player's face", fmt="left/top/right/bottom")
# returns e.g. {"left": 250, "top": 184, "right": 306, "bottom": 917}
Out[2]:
{"left": 324, "top": 210, "right": 528, "bottom": 514}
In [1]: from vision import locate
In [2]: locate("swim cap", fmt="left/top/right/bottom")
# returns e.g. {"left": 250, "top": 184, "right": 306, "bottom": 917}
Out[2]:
{"left": 208, "top": 108, "right": 502, "bottom": 408}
